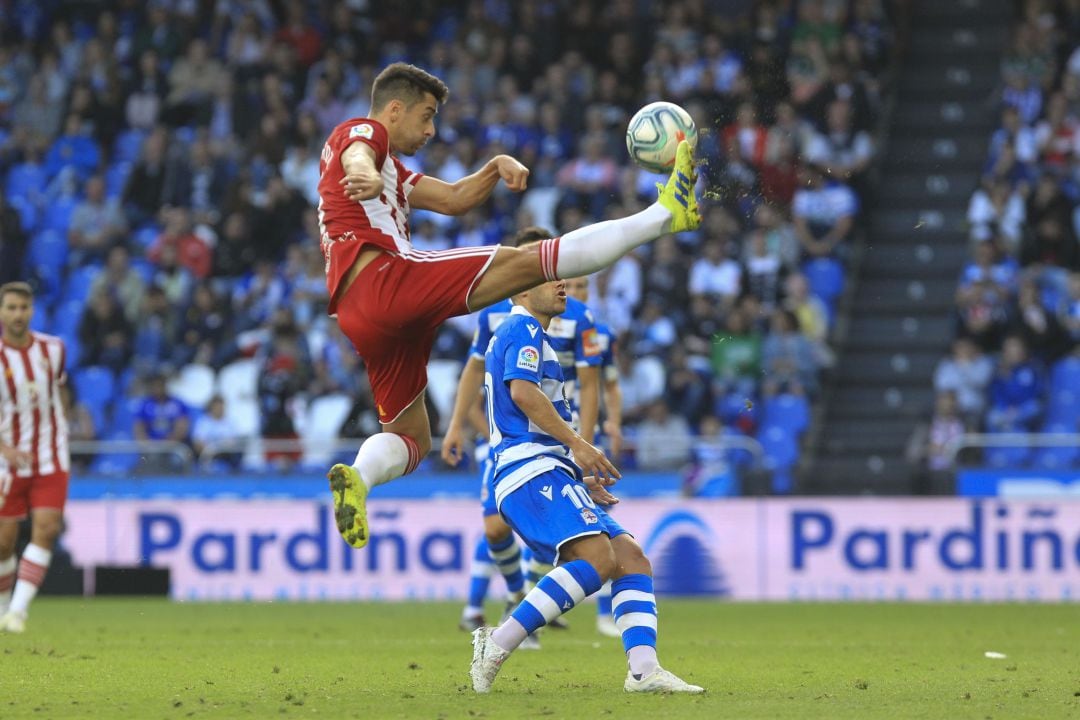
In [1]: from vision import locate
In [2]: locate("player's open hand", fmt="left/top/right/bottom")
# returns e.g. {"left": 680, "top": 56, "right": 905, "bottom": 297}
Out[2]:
{"left": 0, "top": 446, "right": 30, "bottom": 470}
{"left": 494, "top": 155, "right": 529, "bottom": 192}
{"left": 583, "top": 474, "right": 619, "bottom": 507}
{"left": 440, "top": 423, "right": 467, "bottom": 467}
{"left": 570, "top": 438, "right": 620, "bottom": 484}
{"left": 340, "top": 167, "right": 384, "bottom": 202}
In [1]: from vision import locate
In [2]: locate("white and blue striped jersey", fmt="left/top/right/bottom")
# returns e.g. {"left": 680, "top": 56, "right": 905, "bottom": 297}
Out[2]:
{"left": 545, "top": 297, "right": 602, "bottom": 388}
{"left": 484, "top": 305, "right": 576, "bottom": 507}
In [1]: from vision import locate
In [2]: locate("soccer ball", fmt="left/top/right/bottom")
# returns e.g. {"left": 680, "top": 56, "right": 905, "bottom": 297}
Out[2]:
{"left": 625, "top": 101, "right": 698, "bottom": 173}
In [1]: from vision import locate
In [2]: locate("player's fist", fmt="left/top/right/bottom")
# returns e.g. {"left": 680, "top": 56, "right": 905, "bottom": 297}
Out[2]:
{"left": 340, "top": 167, "right": 384, "bottom": 202}
{"left": 494, "top": 155, "right": 529, "bottom": 192}
{"left": 0, "top": 446, "right": 30, "bottom": 470}
{"left": 440, "top": 423, "right": 467, "bottom": 467}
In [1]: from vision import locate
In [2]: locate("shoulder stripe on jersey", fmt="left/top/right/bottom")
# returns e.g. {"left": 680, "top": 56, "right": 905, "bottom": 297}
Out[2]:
{"left": 17, "top": 345, "right": 41, "bottom": 476}
{"left": 38, "top": 340, "right": 61, "bottom": 473}
{"left": 0, "top": 349, "right": 19, "bottom": 455}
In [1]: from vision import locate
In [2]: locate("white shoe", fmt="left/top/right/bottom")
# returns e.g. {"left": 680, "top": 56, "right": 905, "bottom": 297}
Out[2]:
{"left": 596, "top": 615, "right": 621, "bottom": 638}
{"left": 519, "top": 633, "right": 541, "bottom": 650}
{"left": 624, "top": 666, "right": 705, "bottom": 694}
{"left": 470, "top": 627, "right": 510, "bottom": 693}
{"left": 0, "top": 610, "right": 26, "bottom": 634}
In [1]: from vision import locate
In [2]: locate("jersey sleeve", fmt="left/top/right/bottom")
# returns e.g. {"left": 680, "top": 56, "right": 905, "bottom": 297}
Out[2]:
{"left": 392, "top": 156, "right": 425, "bottom": 197}
{"left": 501, "top": 322, "right": 543, "bottom": 385}
{"left": 335, "top": 119, "right": 390, "bottom": 171}
{"left": 469, "top": 310, "right": 493, "bottom": 360}
{"left": 574, "top": 309, "right": 603, "bottom": 368}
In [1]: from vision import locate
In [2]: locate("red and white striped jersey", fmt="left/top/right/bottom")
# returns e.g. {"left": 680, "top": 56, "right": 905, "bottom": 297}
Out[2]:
{"left": 317, "top": 117, "right": 425, "bottom": 315}
{"left": 0, "top": 332, "right": 69, "bottom": 478}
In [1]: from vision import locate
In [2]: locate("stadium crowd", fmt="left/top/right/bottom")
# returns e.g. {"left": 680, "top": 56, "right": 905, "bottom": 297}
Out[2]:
{"left": 0, "top": 0, "right": 901, "bottom": 487}
{"left": 927, "top": 0, "right": 1080, "bottom": 473}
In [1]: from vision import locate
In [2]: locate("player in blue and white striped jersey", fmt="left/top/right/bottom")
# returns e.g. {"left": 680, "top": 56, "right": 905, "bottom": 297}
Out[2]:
{"left": 469, "top": 278, "right": 704, "bottom": 695}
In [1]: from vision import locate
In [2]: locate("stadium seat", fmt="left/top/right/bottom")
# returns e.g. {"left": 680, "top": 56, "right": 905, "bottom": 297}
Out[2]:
{"left": 758, "top": 424, "right": 800, "bottom": 469}
{"left": 1050, "top": 357, "right": 1080, "bottom": 393}
{"left": 88, "top": 429, "right": 139, "bottom": 475}
{"left": 8, "top": 194, "right": 39, "bottom": 232}
{"left": 60, "top": 333, "right": 81, "bottom": 369}
{"left": 1046, "top": 389, "right": 1080, "bottom": 426}
{"left": 29, "top": 306, "right": 51, "bottom": 333}
{"left": 42, "top": 194, "right": 79, "bottom": 234}
{"left": 5, "top": 162, "right": 47, "bottom": 203}
{"left": 426, "top": 359, "right": 463, "bottom": 425}
{"left": 983, "top": 442, "right": 1031, "bottom": 469}
{"left": 802, "top": 257, "right": 845, "bottom": 303}
{"left": 762, "top": 393, "right": 810, "bottom": 437}
{"left": 133, "top": 224, "right": 161, "bottom": 249}
{"left": 52, "top": 299, "right": 85, "bottom": 339}
{"left": 104, "top": 161, "right": 133, "bottom": 198}
{"left": 63, "top": 264, "right": 101, "bottom": 304}
{"left": 129, "top": 257, "right": 156, "bottom": 285}
{"left": 72, "top": 366, "right": 116, "bottom": 422}
{"left": 167, "top": 363, "right": 216, "bottom": 410}
{"left": 27, "top": 229, "right": 68, "bottom": 283}
{"left": 112, "top": 129, "right": 147, "bottom": 164}
{"left": 1029, "top": 421, "right": 1080, "bottom": 469}
{"left": 301, "top": 393, "right": 354, "bottom": 467}
{"left": 216, "top": 359, "right": 260, "bottom": 404}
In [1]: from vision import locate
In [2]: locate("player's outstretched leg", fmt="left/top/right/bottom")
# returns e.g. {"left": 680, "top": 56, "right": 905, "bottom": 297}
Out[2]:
{"left": 330, "top": 431, "right": 423, "bottom": 548}
{"left": 461, "top": 536, "right": 495, "bottom": 632}
{"left": 470, "top": 559, "right": 603, "bottom": 692}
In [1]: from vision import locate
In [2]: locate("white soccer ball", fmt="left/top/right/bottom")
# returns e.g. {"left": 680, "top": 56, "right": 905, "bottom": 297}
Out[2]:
{"left": 625, "top": 101, "right": 698, "bottom": 174}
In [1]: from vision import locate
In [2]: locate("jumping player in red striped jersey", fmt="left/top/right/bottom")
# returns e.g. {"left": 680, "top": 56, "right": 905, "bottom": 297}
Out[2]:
{"left": 0, "top": 282, "right": 70, "bottom": 633}
{"left": 321, "top": 63, "right": 700, "bottom": 549}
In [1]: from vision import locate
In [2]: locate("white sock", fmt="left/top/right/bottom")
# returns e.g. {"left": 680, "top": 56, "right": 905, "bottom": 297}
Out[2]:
{"left": 0, "top": 555, "right": 15, "bottom": 613}
{"left": 543, "top": 204, "right": 671, "bottom": 280}
{"left": 11, "top": 544, "right": 52, "bottom": 615}
{"left": 352, "top": 433, "right": 418, "bottom": 490}
{"left": 628, "top": 646, "right": 659, "bottom": 677}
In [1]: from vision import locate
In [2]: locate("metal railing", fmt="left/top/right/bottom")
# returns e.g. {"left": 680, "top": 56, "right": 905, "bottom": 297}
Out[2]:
{"left": 945, "top": 433, "right": 1080, "bottom": 465}
{"left": 67, "top": 434, "right": 766, "bottom": 474}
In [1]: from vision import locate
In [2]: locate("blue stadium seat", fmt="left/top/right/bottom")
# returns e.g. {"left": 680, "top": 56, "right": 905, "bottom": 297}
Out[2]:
{"left": 5, "top": 162, "right": 47, "bottom": 202}
{"left": 133, "top": 224, "right": 160, "bottom": 250}
{"left": 42, "top": 194, "right": 79, "bottom": 234}
{"left": 72, "top": 366, "right": 116, "bottom": 420}
{"left": 1050, "top": 357, "right": 1080, "bottom": 393}
{"left": 983, "top": 443, "right": 1031, "bottom": 469}
{"left": 27, "top": 229, "right": 68, "bottom": 285}
{"left": 758, "top": 424, "right": 800, "bottom": 469}
{"left": 1029, "top": 421, "right": 1080, "bottom": 470}
{"left": 762, "top": 393, "right": 810, "bottom": 437}
{"left": 63, "top": 265, "right": 101, "bottom": 304}
{"left": 129, "top": 257, "right": 156, "bottom": 285}
{"left": 7, "top": 194, "right": 39, "bottom": 233}
{"left": 112, "top": 129, "right": 147, "bottom": 164}
{"left": 1046, "top": 388, "right": 1080, "bottom": 426}
{"left": 53, "top": 300, "right": 85, "bottom": 339}
{"left": 802, "top": 257, "right": 845, "bottom": 303}
{"left": 88, "top": 429, "right": 139, "bottom": 475}
{"left": 29, "top": 306, "right": 51, "bottom": 333}
{"left": 108, "top": 397, "right": 140, "bottom": 435}
{"left": 104, "top": 161, "right": 133, "bottom": 198}
{"left": 58, "top": 333, "right": 81, "bottom": 369}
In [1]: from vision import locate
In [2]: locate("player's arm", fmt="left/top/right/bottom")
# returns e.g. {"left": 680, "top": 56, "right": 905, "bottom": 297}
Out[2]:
{"left": 576, "top": 365, "right": 600, "bottom": 444}
{"left": 340, "top": 142, "right": 384, "bottom": 201}
{"left": 508, "top": 379, "right": 619, "bottom": 482}
{"left": 409, "top": 155, "right": 530, "bottom": 216}
{"left": 440, "top": 355, "right": 486, "bottom": 466}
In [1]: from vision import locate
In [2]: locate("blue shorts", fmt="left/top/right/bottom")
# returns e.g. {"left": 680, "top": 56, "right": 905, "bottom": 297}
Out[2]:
{"left": 498, "top": 466, "right": 627, "bottom": 565}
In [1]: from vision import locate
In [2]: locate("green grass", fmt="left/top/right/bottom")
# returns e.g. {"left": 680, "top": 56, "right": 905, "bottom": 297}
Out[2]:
{"left": 3, "top": 600, "right": 1079, "bottom": 719}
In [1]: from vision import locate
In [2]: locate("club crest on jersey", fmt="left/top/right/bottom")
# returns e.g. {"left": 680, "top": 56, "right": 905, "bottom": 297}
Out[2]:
{"left": 580, "top": 508, "right": 598, "bottom": 525}
{"left": 516, "top": 346, "right": 540, "bottom": 372}
{"left": 349, "top": 123, "right": 375, "bottom": 139}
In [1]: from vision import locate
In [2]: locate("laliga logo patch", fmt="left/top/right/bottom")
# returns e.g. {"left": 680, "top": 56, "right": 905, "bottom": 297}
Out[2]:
{"left": 580, "top": 508, "right": 598, "bottom": 525}
{"left": 516, "top": 346, "right": 540, "bottom": 372}
{"left": 350, "top": 123, "right": 375, "bottom": 139}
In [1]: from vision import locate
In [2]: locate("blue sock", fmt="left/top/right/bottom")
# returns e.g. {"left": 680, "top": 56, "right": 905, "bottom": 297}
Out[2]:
{"left": 493, "top": 560, "right": 603, "bottom": 651}
{"left": 488, "top": 534, "right": 524, "bottom": 595}
{"left": 465, "top": 537, "right": 494, "bottom": 616}
{"left": 611, "top": 573, "right": 658, "bottom": 661}
{"left": 596, "top": 579, "right": 613, "bottom": 619}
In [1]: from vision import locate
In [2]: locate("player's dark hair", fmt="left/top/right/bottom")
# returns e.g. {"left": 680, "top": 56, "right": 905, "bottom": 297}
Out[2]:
{"left": 506, "top": 226, "right": 554, "bottom": 248}
{"left": 0, "top": 281, "right": 33, "bottom": 303}
{"left": 371, "top": 63, "right": 449, "bottom": 111}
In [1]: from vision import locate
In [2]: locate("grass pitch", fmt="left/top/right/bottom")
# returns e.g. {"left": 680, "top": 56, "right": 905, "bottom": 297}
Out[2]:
{"left": 3, "top": 600, "right": 1079, "bottom": 719}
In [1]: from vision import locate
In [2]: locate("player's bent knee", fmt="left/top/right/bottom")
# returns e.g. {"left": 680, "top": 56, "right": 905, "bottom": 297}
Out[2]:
{"left": 483, "top": 516, "right": 512, "bottom": 545}
{"left": 613, "top": 537, "right": 652, "bottom": 578}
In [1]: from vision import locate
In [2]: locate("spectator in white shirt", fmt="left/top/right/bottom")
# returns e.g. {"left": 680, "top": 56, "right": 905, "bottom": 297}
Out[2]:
{"left": 792, "top": 163, "right": 857, "bottom": 260}
{"left": 689, "top": 239, "right": 742, "bottom": 310}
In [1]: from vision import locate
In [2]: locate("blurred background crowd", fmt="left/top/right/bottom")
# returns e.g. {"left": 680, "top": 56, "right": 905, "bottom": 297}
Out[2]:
{"left": 920, "top": 2, "right": 1080, "bottom": 477}
{"left": 0, "top": 0, "right": 913, "bottom": 484}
